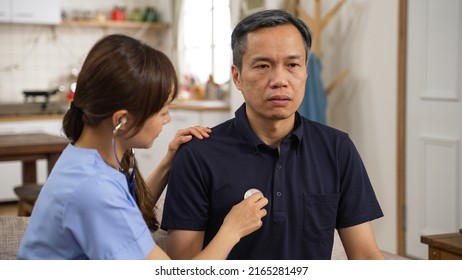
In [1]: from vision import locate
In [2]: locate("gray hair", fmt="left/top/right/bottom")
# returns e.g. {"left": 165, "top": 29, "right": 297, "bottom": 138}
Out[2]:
{"left": 231, "top": 9, "right": 312, "bottom": 70}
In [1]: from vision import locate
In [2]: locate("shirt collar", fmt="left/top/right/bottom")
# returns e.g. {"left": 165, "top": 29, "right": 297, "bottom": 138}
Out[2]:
{"left": 233, "top": 103, "right": 303, "bottom": 153}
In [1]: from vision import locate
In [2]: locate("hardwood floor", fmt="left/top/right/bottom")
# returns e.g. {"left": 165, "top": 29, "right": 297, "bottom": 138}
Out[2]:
{"left": 0, "top": 201, "right": 19, "bottom": 216}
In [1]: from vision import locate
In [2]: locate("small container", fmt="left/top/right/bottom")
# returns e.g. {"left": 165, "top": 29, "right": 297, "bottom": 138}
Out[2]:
{"left": 111, "top": 6, "right": 125, "bottom": 21}
{"left": 130, "top": 8, "right": 143, "bottom": 22}
{"left": 143, "top": 7, "right": 159, "bottom": 22}
{"left": 95, "top": 12, "right": 107, "bottom": 22}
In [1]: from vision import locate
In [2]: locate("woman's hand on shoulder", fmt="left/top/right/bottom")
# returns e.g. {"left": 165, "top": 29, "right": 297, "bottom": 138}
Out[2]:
{"left": 167, "top": 126, "right": 211, "bottom": 157}
{"left": 150, "top": 126, "right": 212, "bottom": 200}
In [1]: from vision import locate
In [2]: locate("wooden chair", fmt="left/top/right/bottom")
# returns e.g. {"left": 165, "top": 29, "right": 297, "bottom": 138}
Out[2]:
{"left": 13, "top": 183, "right": 43, "bottom": 216}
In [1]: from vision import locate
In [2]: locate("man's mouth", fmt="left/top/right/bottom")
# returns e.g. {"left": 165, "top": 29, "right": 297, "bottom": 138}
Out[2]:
{"left": 268, "top": 95, "right": 291, "bottom": 106}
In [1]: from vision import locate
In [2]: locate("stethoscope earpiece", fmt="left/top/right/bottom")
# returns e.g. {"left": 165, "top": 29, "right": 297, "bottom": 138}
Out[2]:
{"left": 111, "top": 116, "right": 136, "bottom": 200}
{"left": 113, "top": 117, "right": 127, "bottom": 135}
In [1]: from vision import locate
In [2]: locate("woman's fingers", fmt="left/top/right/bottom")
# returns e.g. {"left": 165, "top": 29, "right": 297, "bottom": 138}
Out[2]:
{"left": 168, "top": 126, "right": 212, "bottom": 152}
{"left": 177, "top": 126, "right": 211, "bottom": 139}
{"left": 244, "top": 192, "right": 268, "bottom": 216}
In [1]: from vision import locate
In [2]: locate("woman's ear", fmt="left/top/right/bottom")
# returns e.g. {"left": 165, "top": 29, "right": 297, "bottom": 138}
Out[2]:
{"left": 112, "top": 110, "right": 129, "bottom": 128}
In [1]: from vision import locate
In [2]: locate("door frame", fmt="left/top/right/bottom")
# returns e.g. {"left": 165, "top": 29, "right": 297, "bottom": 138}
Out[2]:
{"left": 397, "top": 0, "right": 407, "bottom": 257}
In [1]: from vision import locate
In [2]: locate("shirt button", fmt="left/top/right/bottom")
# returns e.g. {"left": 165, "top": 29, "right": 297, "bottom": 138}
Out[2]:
{"left": 276, "top": 163, "right": 282, "bottom": 169}
{"left": 276, "top": 192, "right": 282, "bottom": 197}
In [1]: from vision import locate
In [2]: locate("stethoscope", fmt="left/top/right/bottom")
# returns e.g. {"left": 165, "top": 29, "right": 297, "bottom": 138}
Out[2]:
{"left": 112, "top": 117, "right": 137, "bottom": 201}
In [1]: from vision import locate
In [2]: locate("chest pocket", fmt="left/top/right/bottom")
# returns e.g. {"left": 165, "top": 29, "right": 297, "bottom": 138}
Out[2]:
{"left": 303, "top": 193, "right": 340, "bottom": 241}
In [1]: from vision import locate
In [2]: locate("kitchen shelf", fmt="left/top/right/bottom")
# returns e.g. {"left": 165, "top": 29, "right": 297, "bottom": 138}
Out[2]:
{"left": 60, "top": 20, "right": 168, "bottom": 30}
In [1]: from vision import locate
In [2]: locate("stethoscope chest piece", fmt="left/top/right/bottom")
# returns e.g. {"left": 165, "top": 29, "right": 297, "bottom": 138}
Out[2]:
{"left": 244, "top": 188, "right": 263, "bottom": 199}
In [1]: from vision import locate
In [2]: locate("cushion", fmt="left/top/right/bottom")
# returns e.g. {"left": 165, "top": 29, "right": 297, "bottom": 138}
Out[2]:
{"left": 0, "top": 216, "right": 29, "bottom": 260}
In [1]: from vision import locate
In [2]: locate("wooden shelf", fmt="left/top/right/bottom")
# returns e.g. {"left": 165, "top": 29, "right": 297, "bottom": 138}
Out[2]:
{"left": 60, "top": 20, "right": 168, "bottom": 30}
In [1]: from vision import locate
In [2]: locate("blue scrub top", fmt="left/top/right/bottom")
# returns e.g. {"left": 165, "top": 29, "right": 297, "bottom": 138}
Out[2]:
{"left": 161, "top": 103, "right": 383, "bottom": 260}
{"left": 17, "top": 144, "right": 155, "bottom": 260}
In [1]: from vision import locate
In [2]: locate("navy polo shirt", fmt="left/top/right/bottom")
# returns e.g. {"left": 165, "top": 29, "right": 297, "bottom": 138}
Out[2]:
{"left": 161, "top": 104, "right": 383, "bottom": 260}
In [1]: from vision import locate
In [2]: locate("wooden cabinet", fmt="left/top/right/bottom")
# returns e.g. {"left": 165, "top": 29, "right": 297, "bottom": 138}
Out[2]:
{"left": 421, "top": 233, "right": 462, "bottom": 260}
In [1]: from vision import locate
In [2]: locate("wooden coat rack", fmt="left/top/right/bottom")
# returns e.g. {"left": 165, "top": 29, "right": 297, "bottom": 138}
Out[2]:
{"left": 286, "top": 0, "right": 349, "bottom": 95}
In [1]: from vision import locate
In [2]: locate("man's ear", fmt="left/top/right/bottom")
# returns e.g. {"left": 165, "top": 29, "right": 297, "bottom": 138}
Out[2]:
{"left": 231, "top": 64, "right": 242, "bottom": 91}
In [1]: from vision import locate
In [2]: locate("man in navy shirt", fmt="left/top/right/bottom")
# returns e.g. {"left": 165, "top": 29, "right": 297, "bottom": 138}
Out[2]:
{"left": 161, "top": 9, "right": 384, "bottom": 260}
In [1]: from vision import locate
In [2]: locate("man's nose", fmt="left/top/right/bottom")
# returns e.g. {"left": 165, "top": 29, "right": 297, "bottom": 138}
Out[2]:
{"left": 269, "top": 67, "right": 289, "bottom": 88}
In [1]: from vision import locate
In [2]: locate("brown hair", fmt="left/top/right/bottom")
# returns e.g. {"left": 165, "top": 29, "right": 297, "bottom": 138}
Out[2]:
{"left": 63, "top": 34, "right": 178, "bottom": 231}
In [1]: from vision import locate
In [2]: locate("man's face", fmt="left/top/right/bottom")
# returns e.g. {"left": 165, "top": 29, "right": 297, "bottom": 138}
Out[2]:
{"left": 232, "top": 24, "right": 308, "bottom": 123}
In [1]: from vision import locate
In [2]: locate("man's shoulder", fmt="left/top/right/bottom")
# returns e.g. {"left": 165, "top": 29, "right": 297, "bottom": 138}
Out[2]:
{"left": 190, "top": 119, "right": 236, "bottom": 143}
{"left": 175, "top": 119, "right": 237, "bottom": 153}
{"left": 301, "top": 117, "right": 349, "bottom": 138}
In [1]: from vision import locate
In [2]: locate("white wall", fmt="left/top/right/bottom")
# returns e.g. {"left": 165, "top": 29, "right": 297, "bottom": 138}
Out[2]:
{"left": 230, "top": 0, "right": 399, "bottom": 254}
{"left": 327, "top": 0, "right": 398, "bottom": 254}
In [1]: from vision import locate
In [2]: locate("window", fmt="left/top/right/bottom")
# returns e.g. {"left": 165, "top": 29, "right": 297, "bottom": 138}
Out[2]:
{"left": 179, "top": 0, "right": 231, "bottom": 92}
